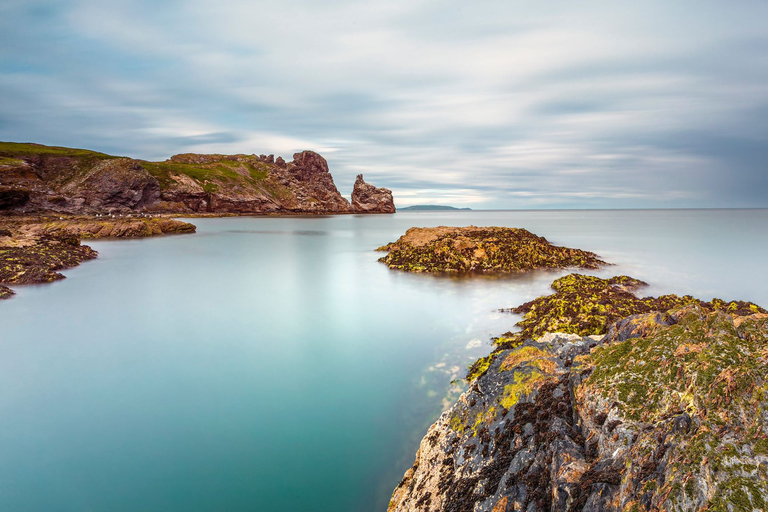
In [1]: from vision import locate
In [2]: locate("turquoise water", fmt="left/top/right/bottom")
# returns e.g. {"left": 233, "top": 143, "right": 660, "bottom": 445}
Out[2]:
{"left": 0, "top": 210, "right": 766, "bottom": 511}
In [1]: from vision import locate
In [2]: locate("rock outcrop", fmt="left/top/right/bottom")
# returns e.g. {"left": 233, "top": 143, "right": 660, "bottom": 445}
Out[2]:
{"left": 377, "top": 227, "right": 606, "bottom": 273}
{"left": 0, "top": 235, "right": 98, "bottom": 287}
{"left": 0, "top": 142, "right": 394, "bottom": 215}
{"left": 389, "top": 277, "right": 768, "bottom": 512}
{"left": 351, "top": 174, "right": 395, "bottom": 213}
{"left": 0, "top": 215, "right": 196, "bottom": 300}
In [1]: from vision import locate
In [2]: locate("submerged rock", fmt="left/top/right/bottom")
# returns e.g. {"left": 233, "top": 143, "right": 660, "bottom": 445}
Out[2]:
{"left": 390, "top": 304, "right": 768, "bottom": 512}
{"left": 351, "top": 174, "right": 395, "bottom": 213}
{"left": 377, "top": 227, "right": 606, "bottom": 273}
{"left": 0, "top": 285, "right": 13, "bottom": 299}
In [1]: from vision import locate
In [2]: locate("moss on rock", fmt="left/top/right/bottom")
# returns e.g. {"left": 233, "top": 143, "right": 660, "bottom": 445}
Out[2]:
{"left": 377, "top": 226, "right": 606, "bottom": 273}
{"left": 500, "top": 273, "right": 766, "bottom": 347}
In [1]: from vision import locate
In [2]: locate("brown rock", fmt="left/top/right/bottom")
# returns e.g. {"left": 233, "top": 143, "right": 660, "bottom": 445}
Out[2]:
{"left": 61, "top": 158, "right": 160, "bottom": 211}
{"left": 351, "top": 174, "right": 395, "bottom": 213}
{"left": 0, "top": 187, "right": 30, "bottom": 209}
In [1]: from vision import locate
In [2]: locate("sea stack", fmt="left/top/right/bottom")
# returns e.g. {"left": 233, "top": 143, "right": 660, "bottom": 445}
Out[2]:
{"left": 351, "top": 174, "right": 395, "bottom": 213}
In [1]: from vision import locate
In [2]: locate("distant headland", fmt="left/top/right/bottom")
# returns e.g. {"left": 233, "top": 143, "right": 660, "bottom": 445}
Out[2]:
{"left": 0, "top": 141, "right": 395, "bottom": 215}
{"left": 398, "top": 205, "right": 472, "bottom": 211}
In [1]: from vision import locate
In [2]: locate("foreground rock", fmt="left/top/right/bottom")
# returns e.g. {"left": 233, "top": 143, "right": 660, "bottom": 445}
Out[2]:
{"left": 377, "top": 227, "right": 606, "bottom": 273}
{"left": 351, "top": 174, "right": 395, "bottom": 213}
{"left": 390, "top": 277, "right": 768, "bottom": 512}
{"left": 0, "top": 142, "right": 395, "bottom": 215}
{"left": 494, "top": 273, "right": 763, "bottom": 348}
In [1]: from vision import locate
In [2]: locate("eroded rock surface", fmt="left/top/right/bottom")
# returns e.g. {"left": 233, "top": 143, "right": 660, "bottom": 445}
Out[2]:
{"left": 351, "top": 174, "right": 395, "bottom": 213}
{"left": 390, "top": 304, "right": 768, "bottom": 512}
{"left": 377, "top": 227, "right": 606, "bottom": 273}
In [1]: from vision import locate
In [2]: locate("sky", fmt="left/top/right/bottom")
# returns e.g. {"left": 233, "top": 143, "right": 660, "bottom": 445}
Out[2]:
{"left": 1, "top": 0, "right": 767, "bottom": 209}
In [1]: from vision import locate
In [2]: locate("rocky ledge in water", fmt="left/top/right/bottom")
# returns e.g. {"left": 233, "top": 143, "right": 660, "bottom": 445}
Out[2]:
{"left": 389, "top": 276, "right": 768, "bottom": 512}
{"left": 0, "top": 216, "right": 196, "bottom": 300}
{"left": 377, "top": 227, "right": 606, "bottom": 273}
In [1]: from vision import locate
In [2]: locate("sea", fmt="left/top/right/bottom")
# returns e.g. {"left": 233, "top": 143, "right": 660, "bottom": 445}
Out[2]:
{"left": 0, "top": 209, "right": 766, "bottom": 511}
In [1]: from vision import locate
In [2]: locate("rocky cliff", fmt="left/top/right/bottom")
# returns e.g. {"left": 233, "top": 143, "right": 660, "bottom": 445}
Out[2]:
{"left": 0, "top": 142, "right": 394, "bottom": 215}
{"left": 389, "top": 275, "right": 768, "bottom": 512}
{"left": 351, "top": 174, "right": 396, "bottom": 213}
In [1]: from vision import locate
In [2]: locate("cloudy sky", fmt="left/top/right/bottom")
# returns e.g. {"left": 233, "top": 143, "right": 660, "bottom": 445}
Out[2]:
{"left": 1, "top": 1, "right": 767, "bottom": 208}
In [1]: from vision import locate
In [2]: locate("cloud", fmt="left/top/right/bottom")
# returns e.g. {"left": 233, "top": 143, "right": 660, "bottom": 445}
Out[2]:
{"left": 1, "top": 0, "right": 767, "bottom": 207}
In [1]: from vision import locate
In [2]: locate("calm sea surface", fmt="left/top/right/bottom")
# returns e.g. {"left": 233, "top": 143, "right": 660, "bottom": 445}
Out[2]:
{"left": 1, "top": 209, "right": 766, "bottom": 511}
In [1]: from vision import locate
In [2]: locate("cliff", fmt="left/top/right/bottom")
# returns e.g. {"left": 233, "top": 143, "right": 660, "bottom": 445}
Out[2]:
{"left": 390, "top": 275, "right": 768, "bottom": 512}
{"left": 0, "top": 142, "right": 394, "bottom": 215}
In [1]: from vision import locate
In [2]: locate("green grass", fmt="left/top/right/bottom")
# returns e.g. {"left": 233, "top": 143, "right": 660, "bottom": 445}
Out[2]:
{"left": 141, "top": 159, "right": 272, "bottom": 190}
{"left": 0, "top": 157, "right": 24, "bottom": 166}
{"left": 0, "top": 141, "right": 117, "bottom": 159}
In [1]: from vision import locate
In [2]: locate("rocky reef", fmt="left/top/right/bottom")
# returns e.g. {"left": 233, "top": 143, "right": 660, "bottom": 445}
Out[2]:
{"left": 0, "top": 235, "right": 98, "bottom": 290}
{"left": 389, "top": 275, "right": 768, "bottom": 512}
{"left": 0, "top": 216, "right": 196, "bottom": 300}
{"left": 0, "top": 142, "right": 395, "bottom": 215}
{"left": 351, "top": 174, "right": 396, "bottom": 213}
{"left": 377, "top": 227, "right": 606, "bottom": 273}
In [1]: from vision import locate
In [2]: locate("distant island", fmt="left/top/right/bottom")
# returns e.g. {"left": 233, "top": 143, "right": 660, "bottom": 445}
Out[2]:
{"left": 398, "top": 205, "right": 472, "bottom": 211}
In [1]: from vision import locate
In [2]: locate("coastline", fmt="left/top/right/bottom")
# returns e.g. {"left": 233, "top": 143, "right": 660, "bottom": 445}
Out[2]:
{"left": 0, "top": 215, "right": 197, "bottom": 299}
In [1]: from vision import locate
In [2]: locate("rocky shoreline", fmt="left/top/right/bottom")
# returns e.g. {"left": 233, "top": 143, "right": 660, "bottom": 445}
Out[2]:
{"left": 388, "top": 270, "right": 768, "bottom": 511}
{"left": 378, "top": 226, "right": 768, "bottom": 511}
{"left": 0, "top": 216, "right": 197, "bottom": 299}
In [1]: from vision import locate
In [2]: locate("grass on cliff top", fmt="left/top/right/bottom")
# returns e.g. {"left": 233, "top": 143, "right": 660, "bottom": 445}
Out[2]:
{"left": 378, "top": 227, "right": 606, "bottom": 273}
{"left": 0, "top": 141, "right": 117, "bottom": 160}
{"left": 141, "top": 159, "right": 272, "bottom": 191}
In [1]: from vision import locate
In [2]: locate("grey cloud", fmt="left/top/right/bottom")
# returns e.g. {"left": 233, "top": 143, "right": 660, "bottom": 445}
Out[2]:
{"left": 1, "top": 1, "right": 768, "bottom": 208}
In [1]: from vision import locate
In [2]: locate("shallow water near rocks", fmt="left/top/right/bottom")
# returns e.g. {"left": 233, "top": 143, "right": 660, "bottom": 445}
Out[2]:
{"left": 0, "top": 209, "right": 766, "bottom": 511}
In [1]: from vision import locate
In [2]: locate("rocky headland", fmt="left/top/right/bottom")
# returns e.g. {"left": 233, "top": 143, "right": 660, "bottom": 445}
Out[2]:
{"left": 389, "top": 274, "right": 768, "bottom": 512}
{"left": 377, "top": 227, "right": 606, "bottom": 273}
{"left": 0, "top": 142, "right": 395, "bottom": 215}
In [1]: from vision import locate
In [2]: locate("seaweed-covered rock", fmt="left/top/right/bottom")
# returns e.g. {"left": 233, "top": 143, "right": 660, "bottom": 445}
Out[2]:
{"left": 0, "top": 235, "right": 98, "bottom": 285}
{"left": 377, "top": 227, "right": 606, "bottom": 273}
{"left": 389, "top": 306, "right": 768, "bottom": 512}
{"left": 0, "top": 285, "right": 13, "bottom": 299}
{"left": 499, "top": 274, "right": 766, "bottom": 345}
